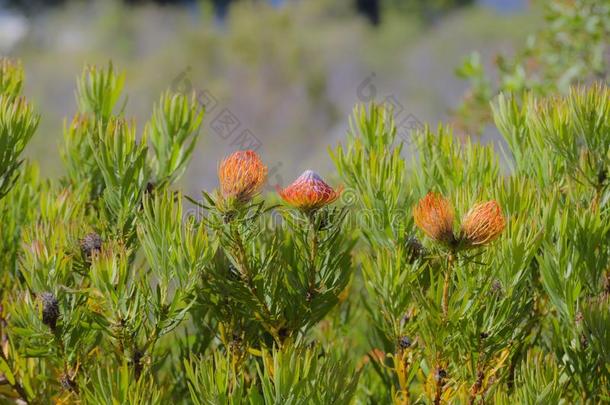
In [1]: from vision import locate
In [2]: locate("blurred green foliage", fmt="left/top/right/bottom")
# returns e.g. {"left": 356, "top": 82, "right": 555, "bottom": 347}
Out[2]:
{"left": 455, "top": 0, "right": 610, "bottom": 134}
{"left": 0, "top": 0, "right": 609, "bottom": 403}
{"left": 11, "top": 0, "right": 536, "bottom": 184}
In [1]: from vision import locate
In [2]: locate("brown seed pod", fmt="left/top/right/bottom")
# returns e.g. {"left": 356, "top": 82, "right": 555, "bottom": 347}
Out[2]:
{"left": 399, "top": 336, "right": 412, "bottom": 349}
{"left": 405, "top": 235, "right": 426, "bottom": 262}
{"left": 40, "top": 292, "right": 59, "bottom": 330}
{"left": 80, "top": 232, "right": 103, "bottom": 258}
{"left": 59, "top": 373, "right": 78, "bottom": 393}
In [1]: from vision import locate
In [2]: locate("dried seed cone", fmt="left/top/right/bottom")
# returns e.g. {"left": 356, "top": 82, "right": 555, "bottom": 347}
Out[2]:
{"left": 59, "top": 374, "right": 78, "bottom": 393}
{"left": 40, "top": 292, "right": 59, "bottom": 330}
{"left": 460, "top": 200, "right": 505, "bottom": 247}
{"left": 218, "top": 150, "right": 268, "bottom": 203}
{"left": 277, "top": 170, "right": 343, "bottom": 212}
{"left": 413, "top": 192, "right": 455, "bottom": 245}
{"left": 405, "top": 235, "right": 426, "bottom": 262}
{"left": 399, "top": 336, "right": 412, "bottom": 349}
{"left": 80, "top": 232, "right": 103, "bottom": 258}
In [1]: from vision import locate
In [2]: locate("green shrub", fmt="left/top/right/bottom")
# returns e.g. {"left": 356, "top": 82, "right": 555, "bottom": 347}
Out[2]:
{"left": 455, "top": 0, "right": 610, "bottom": 134}
{"left": 0, "top": 8, "right": 610, "bottom": 401}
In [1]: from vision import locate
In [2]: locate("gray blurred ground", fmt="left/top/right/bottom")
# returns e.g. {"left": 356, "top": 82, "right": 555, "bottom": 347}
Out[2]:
{"left": 1, "top": 0, "right": 536, "bottom": 194}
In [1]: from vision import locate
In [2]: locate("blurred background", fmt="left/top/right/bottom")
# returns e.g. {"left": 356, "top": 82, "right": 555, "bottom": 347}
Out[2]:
{"left": 0, "top": 0, "right": 536, "bottom": 194}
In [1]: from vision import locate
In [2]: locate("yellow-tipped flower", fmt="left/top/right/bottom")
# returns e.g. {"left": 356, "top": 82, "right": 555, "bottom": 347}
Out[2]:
{"left": 278, "top": 170, "right": 343, "bottom": 212}
{"left": 413, "top": 192, "right": 456, "bottom": 245}
{"left": 460, "top": 200, "right": 505, "bottom": 247}
{"left": 218, "top": 150, "right": 268, "bottom": 204}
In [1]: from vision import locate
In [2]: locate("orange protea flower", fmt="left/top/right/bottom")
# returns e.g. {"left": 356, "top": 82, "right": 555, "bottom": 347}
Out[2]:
{"left": 413, "top": 192, "right": 456, "bottom": 245}
{"left": 460, "top": 200, "right": 505, "bottom": 247}
{"left": 277, "top": 170, "right": 343, "bottom": 212}
{"left": 218, "top": 150, "right": 268, "bottom": 204}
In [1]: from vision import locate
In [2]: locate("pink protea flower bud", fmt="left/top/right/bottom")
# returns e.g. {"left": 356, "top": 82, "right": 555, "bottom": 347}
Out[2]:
{"left": 218, "top": 150, "right": 268, "bottom": 204}
{"left": 277, "top": 170, "right": 343, "bottom": 212}
{"left": 460, "top": 200, "right": 505, "bottom": 247}
{"left": 413, "top": 192, "right": 456, "bottom": 246}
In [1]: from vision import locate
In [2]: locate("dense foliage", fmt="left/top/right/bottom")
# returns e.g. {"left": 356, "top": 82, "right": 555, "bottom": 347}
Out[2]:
{"left": 0, "top": 2, "right": 610, "bottom": 403}
{"left": 1, "top": 62, "right": 609, "bottom": 405}
{"left": 455, "top": 0, "right": 610, "bottom": 133}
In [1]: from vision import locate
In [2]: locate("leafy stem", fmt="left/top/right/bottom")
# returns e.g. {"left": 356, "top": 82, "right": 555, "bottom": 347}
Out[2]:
{"left": 229, "top": 222, "right": 280, "bottom": 345}
{"left": 0, "top": 348, "right": 29, "bottom": 403}
{"left": 433, "top": 366, "right": 445, "bottom": 405}
{"left": 395, "top": 349, "right": 411, "bottom": 405}
{"left": 442, "top": 252, "right": 455, "bottom": 319}
{"left": 307, "top": 212, "right": 319, "bottom": 296}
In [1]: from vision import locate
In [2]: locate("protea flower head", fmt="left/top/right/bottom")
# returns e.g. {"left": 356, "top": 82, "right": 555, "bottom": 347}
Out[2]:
{"left": 413, "top": 192, "right": 456, "bottom": 246}
{"left": 277, "top": 170, "right": 343, "bottom": 212}
{"left": 460, "top": 200, "right": 505, "bottom": 247}
{"left": 218, "top": 150, "right": 268, "bottom": 204}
